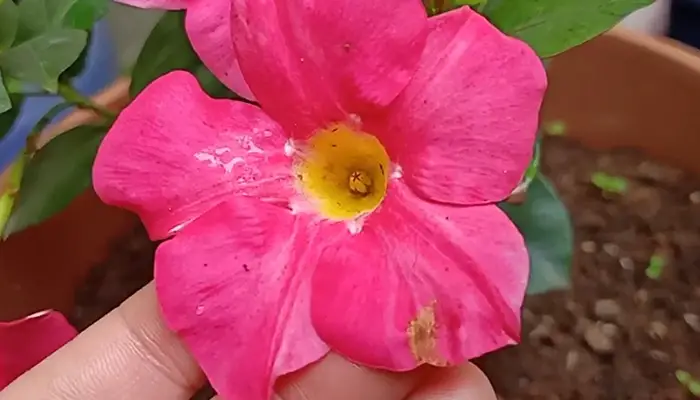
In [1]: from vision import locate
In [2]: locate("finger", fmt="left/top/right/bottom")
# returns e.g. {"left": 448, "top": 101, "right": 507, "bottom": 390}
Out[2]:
{"left": 0, "top": 283, "right": 204, "bottom": 400}
{"left": 276, "top": 353, "right": 429, "bottom": 400}
{"left": 406, "top": 363, "right": 497, "bottom": 400}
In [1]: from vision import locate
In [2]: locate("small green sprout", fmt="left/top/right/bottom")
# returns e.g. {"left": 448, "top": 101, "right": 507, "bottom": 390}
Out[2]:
{"left": 543, "top": 120, "right": 567, "bottom": 136}
{"left": 591, "top": 172, "right": 628, "bottom": 194}
{"left": 690, "top": 381, "right": 700, "bottom": 397}
{"left": 676, "top": 370, "right": 700, "bottom": 397}
{"left": 677, "top": 370, "right": 693, "bottom": 385}
{"left": 645, "top": 254, "right": 666, "bottom": 280}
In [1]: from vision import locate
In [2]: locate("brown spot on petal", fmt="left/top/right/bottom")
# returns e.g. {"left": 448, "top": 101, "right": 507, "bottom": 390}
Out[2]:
{"left": 406, "top": 303, "right": 446, "bottom": 366}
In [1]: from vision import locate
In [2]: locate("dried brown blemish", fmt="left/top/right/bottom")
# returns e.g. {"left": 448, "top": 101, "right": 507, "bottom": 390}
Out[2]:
{"left": 406, "top": 303, "right": 446, "bottom": 366}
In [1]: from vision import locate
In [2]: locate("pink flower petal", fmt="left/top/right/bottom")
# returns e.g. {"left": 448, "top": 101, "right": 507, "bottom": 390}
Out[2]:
{"left": 0, "top": 310, "right": 77, "bottom": 387}
{"left": 230, "top": 0, "right": 428, "bottom": 137}
{"left": 93, "top": 71, "right": 294, "bottom": 240}
{"left": 375, "top": 7, "right": 547, "bottom": 206}
{"left": 155, "top": 198, "right": 330, "bottom": 400}
{"left": 115, "top": 0, "right": 187, "bottom": 9}
{"left": 185, "top": 0, "right": 254, "bottom": 100}
{"left": 310, "top": 181, "right": 528, "bottom": 371}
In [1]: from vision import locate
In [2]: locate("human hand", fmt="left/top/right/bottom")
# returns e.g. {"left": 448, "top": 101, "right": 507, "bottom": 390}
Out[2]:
{"left": 0, "top": 283, "right": 496, "bottom": 400}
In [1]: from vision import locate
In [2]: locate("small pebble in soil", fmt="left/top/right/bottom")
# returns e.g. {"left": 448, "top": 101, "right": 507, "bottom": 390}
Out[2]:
{"left": 522, "top": 308, "right": 536, "bottom": 324}
{"left": 575, "top": 318, "right": 593, "bottom": 336}
{"left": 584, "top": 323, "right": 615, "bottom": 354}
{"left": 689, "top": 191, "right": 700, "bottom": 204}
{"left": 648, "top": 350, "right": 671, "bottom": 363}
{"left": 594, "top": 299, "right": 621, "bottom": 322}
{"left": 565, "top": 350, "right": 580, "bottom": 371}
{"left": 683, "top": 313, "right": 700, "bottom": 332}
{"left": 648, "top": 321, "right": 669, "bottom": 340}
{"left": 602, "top": 243, "right": 621, "bottom": 257}
{"left": 619, "top": 257, "right": 635, "bottom": 270}
{"left": 634, "top": 289, "right": 649, "bottom": 305}
{"left": 529, "top": 315, "right": 556, "bottom": 342}
{"left": 580, "top": 241, "right": 597, "bottom": 254}
{"left": 601, "top": 323, "right": 619, "bottom": 338}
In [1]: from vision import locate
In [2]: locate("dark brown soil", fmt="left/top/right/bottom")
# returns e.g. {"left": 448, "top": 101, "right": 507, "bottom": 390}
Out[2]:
{"left": 69, "top": 136, "right": 700, "bottom": 400}
{"left": 478, "top": 137, "right": 700, "bottom": 400}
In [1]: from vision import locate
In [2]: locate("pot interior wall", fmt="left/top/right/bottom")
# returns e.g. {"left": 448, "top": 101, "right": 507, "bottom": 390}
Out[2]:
{"left": 542, "top": 27, "right": 700, "bottom": 175}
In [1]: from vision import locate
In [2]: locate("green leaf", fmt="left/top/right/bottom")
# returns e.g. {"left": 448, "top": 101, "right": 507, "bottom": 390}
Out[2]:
{"left": 0, "top": 71, "right": 10, "bottom": 114}
{"left": 0, "top": 28, "right": 87, "bottom": 91}
{"left": 0, "top": 90, "right": 22, "bottom": 140}
{"left": 500, "top": 174, "right": 573, "bottom": 294}
{"left": 483, "top": 0, "right": 653, "bottom": 57}
{"left": 689, "top": 381, "right": 700, "bottom": 397}
{"left": 130, "top": 11, "right": 201, "bottom": 97}
{"left": 2, "top": 124, "right": 106, "bottom": 238}
{"left": 543, "top": 120, "right": 567, "bottom": 136}
{"left": 60, "top": 0, "right": 108, "bottom": 30}
{"left": 193, "top": 64, "right": 241, "bottom": 100}
{"left": 14, "top": 0, "right": 105, "bottom": 42}
{"left": 0, "top": 0, "right": 19, "bottom": 51}
{"left": 591, "top": 172, "right": 628, "bottom": 194}
{"left": 15, "top": 0, "right": 49, "bottom": 43}
{"left": 59, "top": 29, "right": 91, "bottom": 82}
{"left": 645, "top": 254, "right": 666, "bottom": 279}
{"left": 512, "top": 135, "right": 541, "bottom": 195}
{"left": 130, "top": 11, "right": 239, "bottom": 100}
{"left": 676, "top": 370, "right": 692, "bottom": 385}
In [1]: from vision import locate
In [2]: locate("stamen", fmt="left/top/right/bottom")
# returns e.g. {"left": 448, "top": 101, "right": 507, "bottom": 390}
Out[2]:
{"left": 348, "top": 170, "right": 373, "bottom": 196}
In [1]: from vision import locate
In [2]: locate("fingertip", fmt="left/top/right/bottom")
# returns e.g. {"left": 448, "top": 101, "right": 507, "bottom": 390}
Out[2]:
{"left": 406, "top": 363, "right": 497, "bottom": 400}
{"left": 275, "top": 353, "right": 429, "bottom": 400}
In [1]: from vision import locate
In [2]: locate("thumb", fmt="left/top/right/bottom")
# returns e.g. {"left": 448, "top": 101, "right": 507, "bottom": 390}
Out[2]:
{"left": 274, "top": 353, "right": 429, "bottom": 400}
{"left": 406, "top": 363, "right": 497, "bottom": 400}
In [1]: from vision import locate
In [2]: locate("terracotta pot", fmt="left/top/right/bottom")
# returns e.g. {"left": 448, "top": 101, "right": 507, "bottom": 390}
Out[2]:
{"left": 1, "top": 26, "right": 699, "bottom": 322}
{"left": 542, "top": 27, "right": 700, "bottom": 175}
{"left": 0, "top": 79, "right": 137, "bottom": 322}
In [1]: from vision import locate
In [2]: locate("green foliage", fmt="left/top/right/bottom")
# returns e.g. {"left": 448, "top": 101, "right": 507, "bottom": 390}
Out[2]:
{"left": 676, "top": 370, "right": 700, "bottom": 397}
{"left": 0, "top": 0, "right": 106, "bottom": 92}
{"left": 543, "top": 120, "right": 567, "bottom": 136}
{"left": 501, "top": 174, "right": 573, "bottom": 294}
{"left": 129, "top": 11, "right": 200, "bottom": 97}
{"left": 645, "top": 254, "right": 666, "bottom": 279}
{"left": 0, "top": 0, "right": 19, "bottom": 51}
{"left": 0, "top": 71, "right": 9, "bottom": 114}
{"left": 481, "top": 0, "right": 653, "bottom": 57}
{"left": 512, "top": 135, "right": 541, "bottom": 195}
{"left": 591, "top": 171, "right": 628, "bottom": 194}
{"left": 0, "top": 90, "right": 21, "bottom": 139}
{"left": 130, "top": 10, "right": 240, "bottom": 99}
{"left": 2, "top": 125, "right": 106, "bottom": 238}
{"left": 0, "top": 28, "right": 87, "bottom": 92}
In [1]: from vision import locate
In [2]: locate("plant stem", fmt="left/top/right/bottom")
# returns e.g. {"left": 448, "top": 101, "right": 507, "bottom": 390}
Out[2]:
{"left": 0, "top": 154, "right": 26, "bottom": 238}
{"left": 57, "top": 83, "right": 116, "bottom": 120}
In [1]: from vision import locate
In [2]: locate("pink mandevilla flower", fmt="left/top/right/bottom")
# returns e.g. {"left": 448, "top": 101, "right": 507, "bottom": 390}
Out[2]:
{"left": 100, "top": 0, "right": 546, "bottom": 398}
{"left": 0, "top": 310, "right": 77, "bottom": 387}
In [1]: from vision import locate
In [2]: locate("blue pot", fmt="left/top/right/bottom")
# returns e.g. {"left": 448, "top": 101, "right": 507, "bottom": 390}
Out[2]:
{"left": 0, "top": 20, "right": 118, "bottom": 171}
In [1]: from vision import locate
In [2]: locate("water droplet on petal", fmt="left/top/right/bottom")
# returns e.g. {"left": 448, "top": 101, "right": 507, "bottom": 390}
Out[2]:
{"left": 391, "top": 164, "right": 404, "bottom": 180}
{"left": 284, "top": 139, "right": 296, "bottom": 157}
{"left": 195, "top": 305, "right": 205, "bottom": 315}
{"left": 346, "top": 217, "right": 364, "bottom": 235}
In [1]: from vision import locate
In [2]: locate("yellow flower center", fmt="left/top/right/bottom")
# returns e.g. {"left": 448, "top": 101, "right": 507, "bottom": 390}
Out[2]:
{"left": 294, "top": 124, "right": 390, "bottom": 220}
